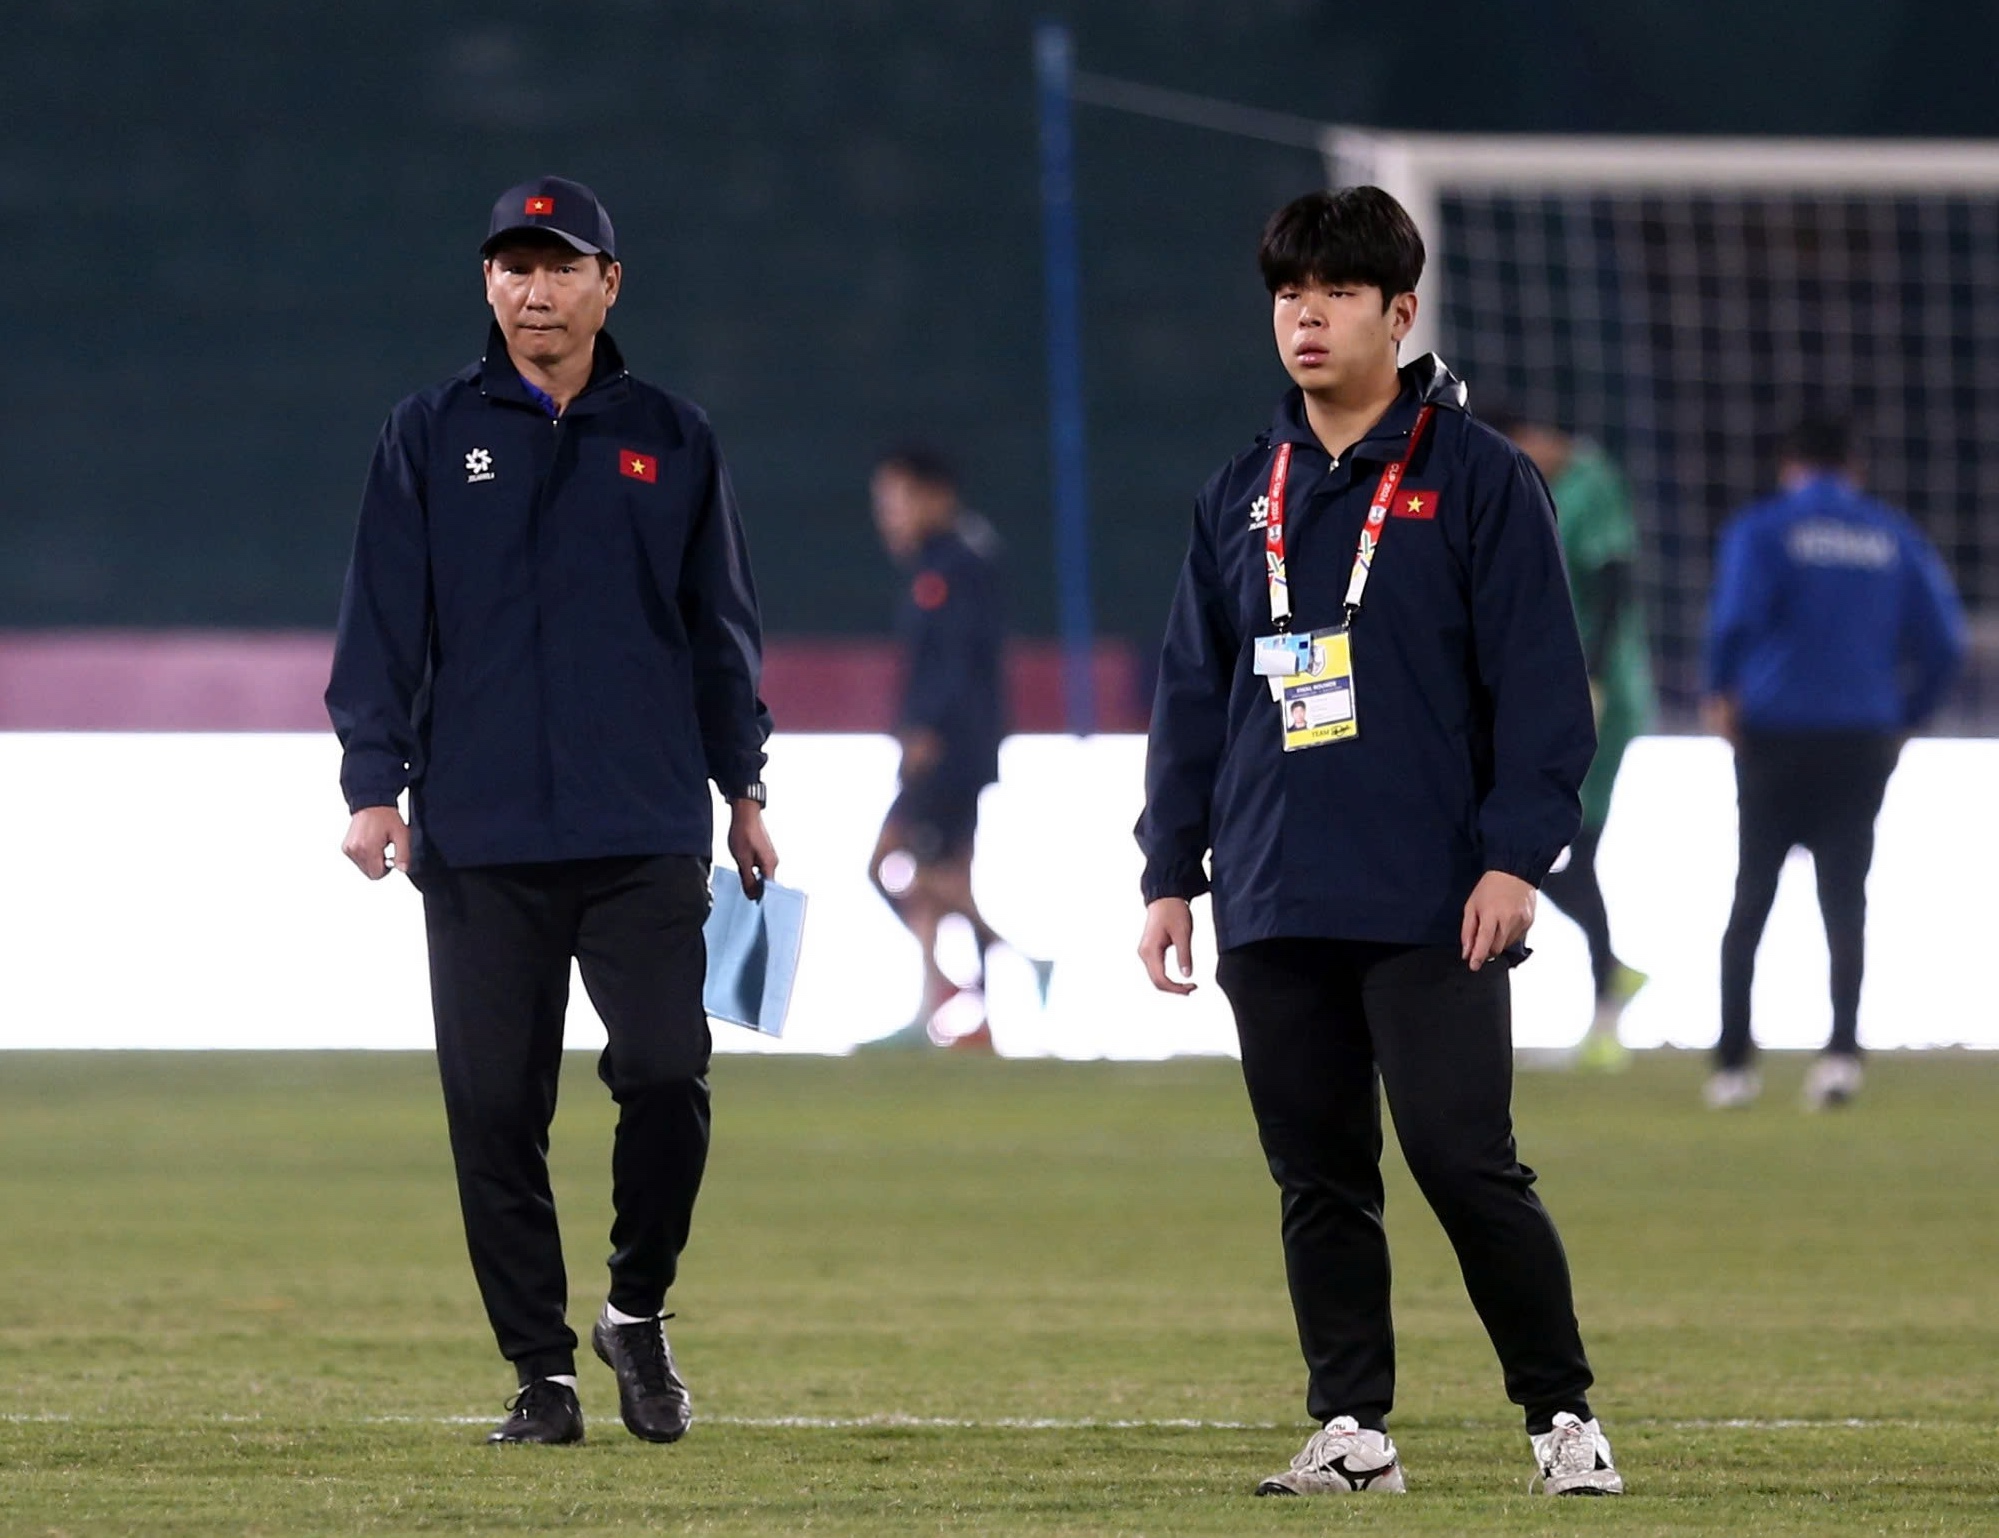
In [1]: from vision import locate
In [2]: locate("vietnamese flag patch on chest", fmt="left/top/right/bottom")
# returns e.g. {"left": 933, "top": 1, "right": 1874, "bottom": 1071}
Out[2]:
{"left": 1392, "top": 488, "right": 1438, "bottom": 520}
{"left": 620, "top": 449, "right": 658, "bottom": 483}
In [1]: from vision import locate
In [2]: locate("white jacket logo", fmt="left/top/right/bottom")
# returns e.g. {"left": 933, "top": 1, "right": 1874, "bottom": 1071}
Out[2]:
{"left": 465, "top": 448, "right": 495, "bottom": 484}
{"left": 1786, "top": 520, "right": 1896, "bottom": 571}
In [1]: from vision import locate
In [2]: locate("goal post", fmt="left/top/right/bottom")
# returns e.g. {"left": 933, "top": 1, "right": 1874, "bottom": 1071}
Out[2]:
{"left": 1322, "top": 129, "right": 1999, "bottom": 726}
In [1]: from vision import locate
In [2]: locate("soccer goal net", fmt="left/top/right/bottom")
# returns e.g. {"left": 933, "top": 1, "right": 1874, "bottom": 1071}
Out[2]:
{"left": 1325, "top": 130, "right": 1999, "bottom": 729}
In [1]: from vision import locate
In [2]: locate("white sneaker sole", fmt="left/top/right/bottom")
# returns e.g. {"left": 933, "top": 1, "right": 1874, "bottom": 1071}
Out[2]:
{"left": 1542, "top": 1472, "right": 1625, "bottom": 1496}
{"left": 1256, "top": 1465, "right": 1406, "bottom": 1496}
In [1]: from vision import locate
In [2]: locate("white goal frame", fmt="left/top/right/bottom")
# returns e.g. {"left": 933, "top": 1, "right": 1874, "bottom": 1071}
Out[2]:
{"left": 1323, "top": 129, "right": 1999, "bottom": 359}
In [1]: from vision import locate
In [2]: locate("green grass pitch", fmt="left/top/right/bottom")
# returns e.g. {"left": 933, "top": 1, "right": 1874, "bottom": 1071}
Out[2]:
{"left": 2, "top": 1049, "right": 1995, "bottom": 1535}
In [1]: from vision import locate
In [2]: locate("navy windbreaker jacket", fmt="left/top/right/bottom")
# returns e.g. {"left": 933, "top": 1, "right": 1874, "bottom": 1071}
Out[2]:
{"left": 1136, "top": 356, "right": 1597, "bottom": 952}
{"left": 1703, "top": 473, "right": 1966, "bottom": 732}
{"left": 326, "top": 327, "right": 771, "bottom": 870}
{"left": 895, "top": 523, "right": 1005, "bottom": 792}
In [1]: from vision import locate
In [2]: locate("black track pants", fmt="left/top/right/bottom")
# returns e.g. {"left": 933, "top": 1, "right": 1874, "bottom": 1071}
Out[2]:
{"left": 1717, "top": 731, "right": 1901, "bottom": 1070}
{"left": 1216, "top": 938, "right": 1595, "bottom": 1434}
{"left": 420, "top": 855, "right": 714, "bottom": 1383}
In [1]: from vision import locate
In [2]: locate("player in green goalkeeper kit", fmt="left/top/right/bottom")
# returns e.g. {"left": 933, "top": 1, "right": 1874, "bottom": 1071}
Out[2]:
{"left": 1491, "top": 413, "right": 1655, "bottom": 1067}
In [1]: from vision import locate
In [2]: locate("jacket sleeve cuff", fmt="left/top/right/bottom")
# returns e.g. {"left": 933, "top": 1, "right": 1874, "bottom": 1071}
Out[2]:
{"left": 343, "top": 785, "right": 406, "bottom": 816}
{"left": 707, "top": 753, "right": 769, "bottom": 800}
{"left": 704, "top": 705, "right": 774, "bottom": 798}
{"left": 1141, "top": 861, "right": 1211, "bottom": 903}
{"left": 1485, "top": 847, "right": 1555, "bottom": 888}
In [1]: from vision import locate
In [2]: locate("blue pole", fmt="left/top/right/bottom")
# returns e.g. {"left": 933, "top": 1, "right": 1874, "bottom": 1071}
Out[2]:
{"left": 1034, "top": 21, "right": 1097, "bottom": 737}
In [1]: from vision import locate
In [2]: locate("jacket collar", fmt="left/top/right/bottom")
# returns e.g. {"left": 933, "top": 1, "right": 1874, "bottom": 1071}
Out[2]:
{"left": 1267, "top": 352, "right": 1468, "bottom": 461}
{"left": 478, "top": 323, "right": 631, "bottom": 416}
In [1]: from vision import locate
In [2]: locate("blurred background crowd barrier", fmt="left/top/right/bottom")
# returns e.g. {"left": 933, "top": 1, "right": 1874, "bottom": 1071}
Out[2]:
{"left": 2, "top": 733, "right": 1991, "bottom": 1054}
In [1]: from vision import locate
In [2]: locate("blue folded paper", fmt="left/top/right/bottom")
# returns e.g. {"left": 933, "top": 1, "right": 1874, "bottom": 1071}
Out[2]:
{"left": 702, "top": 877, "right": 807, "bottom": 1036}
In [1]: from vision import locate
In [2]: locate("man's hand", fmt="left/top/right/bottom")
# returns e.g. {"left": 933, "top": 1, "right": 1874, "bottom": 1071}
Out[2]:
{"left": 1138, "top": 898, "right": 1198, "bottom": 995}
{"left": 727, "top": 801, "right": 779, "bottom": 898}
{"left": 1461, "top": 871, "right": 1537, "bottom": 972}
{"left": 1702, "top": 693, "right": 1740, "bottom": 749}
{"left": 342, "top": 805, "right": 411, "bottom": 880}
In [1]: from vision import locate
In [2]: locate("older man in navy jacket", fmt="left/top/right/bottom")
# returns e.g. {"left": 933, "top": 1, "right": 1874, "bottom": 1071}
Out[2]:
{"left": 327, "top": 176, "right": 776, "bottom": 1448}
{"left": 1137, "top": 188, "right": 1621, "bottom": 1498}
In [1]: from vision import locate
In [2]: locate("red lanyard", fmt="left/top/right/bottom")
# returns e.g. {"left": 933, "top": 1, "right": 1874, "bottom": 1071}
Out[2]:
{"left": 1263, "top": 404, "right": 1434, "bottom": 632}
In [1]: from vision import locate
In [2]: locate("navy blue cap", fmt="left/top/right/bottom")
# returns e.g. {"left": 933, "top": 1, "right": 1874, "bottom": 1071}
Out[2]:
{"left": 481, "top": 175, "right": 617, "bottom": 262}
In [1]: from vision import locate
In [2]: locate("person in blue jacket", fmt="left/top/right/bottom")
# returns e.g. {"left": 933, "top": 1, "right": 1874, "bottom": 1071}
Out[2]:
{"left": 1135, "top": 187, "right": 1622, "bottom": 1498}
{"left": 862, "top": 447, "right": 1048, "bottom": 1050}
{"left": 1702, "top": 415, "right": 1966, "bottom": 1113}
{"left": 326, "top": 176, "right": 778, "bottom": 1448}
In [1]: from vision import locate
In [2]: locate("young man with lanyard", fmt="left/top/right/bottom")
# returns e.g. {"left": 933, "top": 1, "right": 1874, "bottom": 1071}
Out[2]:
{"left": 1136, "top": 188, "right": 1622, "bottom": 1497}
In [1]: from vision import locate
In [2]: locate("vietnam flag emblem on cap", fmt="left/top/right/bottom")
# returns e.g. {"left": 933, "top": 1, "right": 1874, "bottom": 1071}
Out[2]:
{"left": 620, "top": 449, "right": 657, "bottom": 483}
{"left": 524, "top": 195, "right": 555, "bottom": 215}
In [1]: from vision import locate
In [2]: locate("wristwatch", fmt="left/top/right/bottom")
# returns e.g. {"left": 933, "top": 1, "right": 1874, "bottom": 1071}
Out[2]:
{"left": 731, "top": 781, "right": 768, "bottom": 808}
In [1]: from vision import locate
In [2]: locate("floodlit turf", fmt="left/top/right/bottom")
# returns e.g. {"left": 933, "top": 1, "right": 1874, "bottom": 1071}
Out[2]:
{"left": 1, "top": 1048, "right": 1994, "bottom": 1535}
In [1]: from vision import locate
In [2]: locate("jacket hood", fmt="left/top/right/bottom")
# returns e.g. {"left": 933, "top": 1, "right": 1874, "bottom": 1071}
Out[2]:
{"left": 1402, "top": 351, "right": 1468, "bottom": 410}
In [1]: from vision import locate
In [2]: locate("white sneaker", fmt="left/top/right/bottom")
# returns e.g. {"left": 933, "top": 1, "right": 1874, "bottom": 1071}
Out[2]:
{"left": 1802, "top": 1053, "right": 1863, "bottom": 1110}
{"left": 1703, "top": 1068, "right": 1761, "bottom": 1109}
{"left": 1530, "top": 1411, "right": 1624, "bottom": 1495}
{"left": 1255, "top": 1416, "right": 1405, "bottom": 1495}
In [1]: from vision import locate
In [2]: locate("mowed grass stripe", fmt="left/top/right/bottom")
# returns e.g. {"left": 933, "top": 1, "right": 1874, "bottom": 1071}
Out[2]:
{"left": 1, "top": 1049, "right": 1994, "bottom": 1534}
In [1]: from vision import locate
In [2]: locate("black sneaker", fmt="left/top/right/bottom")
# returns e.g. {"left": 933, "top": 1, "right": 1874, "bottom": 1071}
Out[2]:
{"left": 485, "top": 1378, "right": 584, "bottom": 1445}
{"left": 591, "top": 1309, "right": 692, "bottom": 1443}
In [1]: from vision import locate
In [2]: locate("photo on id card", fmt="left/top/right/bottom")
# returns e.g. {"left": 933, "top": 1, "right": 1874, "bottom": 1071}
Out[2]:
{"left": 1281, "top": 627, "right": 1357, "bottom": 751}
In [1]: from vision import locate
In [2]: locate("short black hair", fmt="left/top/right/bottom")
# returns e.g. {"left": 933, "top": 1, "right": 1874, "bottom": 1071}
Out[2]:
{"left": 1258, "top": 187, "right": 1425, "bottom": 306}
{"left": 1778, "top": 414, "right": 1856, "bottom": 470}
{"left": 874, "top": 445, "right": 958, "bottom": 493}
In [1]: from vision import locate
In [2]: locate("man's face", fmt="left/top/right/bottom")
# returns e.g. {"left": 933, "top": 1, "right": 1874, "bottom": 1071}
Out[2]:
{"left": 483, "top": 241, "right": 621, "bottom": 372}
{"left": 871, "top": 468, "right": 951, "bottom": 562}
{"left": 1271, "top": 279, "right": 1416, "bottom": 395}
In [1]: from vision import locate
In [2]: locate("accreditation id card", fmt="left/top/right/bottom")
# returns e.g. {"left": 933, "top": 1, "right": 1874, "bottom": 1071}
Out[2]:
{"left": 1277, "top": 626, "right": 1358, "bottom": 751}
